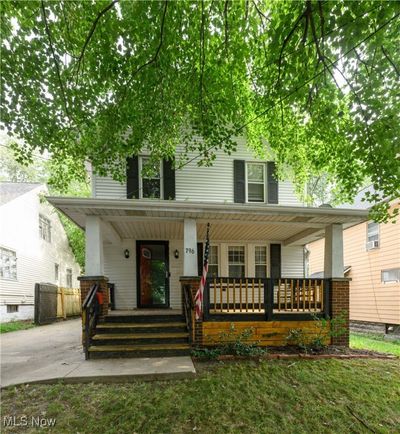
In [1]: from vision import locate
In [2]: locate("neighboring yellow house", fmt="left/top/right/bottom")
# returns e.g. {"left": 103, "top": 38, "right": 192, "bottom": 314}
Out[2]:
{"left": 308, "top": 200, "right": 400, "bottom": 334}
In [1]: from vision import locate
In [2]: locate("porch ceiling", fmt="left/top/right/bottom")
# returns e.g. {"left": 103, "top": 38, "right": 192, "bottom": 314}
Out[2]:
{"left": 46, "top": 197, "right": 369, "bottom": 245}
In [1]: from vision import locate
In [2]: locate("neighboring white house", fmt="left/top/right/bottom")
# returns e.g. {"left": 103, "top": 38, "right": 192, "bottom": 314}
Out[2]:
{"left": 48, "top": 140, "right": 368, "bottom": 312}
{"left": 0, "top": 182, "right": 81, "bottom": 322}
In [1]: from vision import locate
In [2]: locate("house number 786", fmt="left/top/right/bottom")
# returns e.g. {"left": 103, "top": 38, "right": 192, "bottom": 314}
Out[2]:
{"left": 185, "top": 248, "right": 195, "bottom": 254}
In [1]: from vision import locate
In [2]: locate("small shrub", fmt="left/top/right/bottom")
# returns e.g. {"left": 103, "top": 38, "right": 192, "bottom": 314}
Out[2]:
{"left": 218, "top": 323, "right": 267, "bottom": 357}
{"left": 286, "top": 311, "right": 348, "bottom": 353}
{"left": 193, "top": 323, "right": 267, "bottom": 359}
{"left": 191, "top": 347, "right": 223, "bottom": 360}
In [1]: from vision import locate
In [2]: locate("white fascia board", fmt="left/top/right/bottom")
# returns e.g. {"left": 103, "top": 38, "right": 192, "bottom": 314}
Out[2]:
{"left": 46, "top": 196, "right": 369, "bottom": 220}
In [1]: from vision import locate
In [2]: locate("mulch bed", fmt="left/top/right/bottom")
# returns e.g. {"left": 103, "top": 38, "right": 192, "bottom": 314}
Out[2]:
{"left": 192, "top": 346, "right": 398, "bottom": 363}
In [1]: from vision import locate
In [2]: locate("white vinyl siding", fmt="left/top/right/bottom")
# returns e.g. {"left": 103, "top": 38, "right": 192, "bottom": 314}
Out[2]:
{"left": 0, "top": 185, "right": 81, "bottom": 320}
{"left": 104, "top": 240, "right": 183, "bottom": 310}
{"left": 103, "top": 239, "right": 304, "bottom": 309}
{"left": 92, "top": 175, "right": 126, "bottom": 199}
{"left": 281, "top": 245, "right": 304, "bottom": 278}
{"left": 92, "top": 139, "right": 304, "bottom": 206}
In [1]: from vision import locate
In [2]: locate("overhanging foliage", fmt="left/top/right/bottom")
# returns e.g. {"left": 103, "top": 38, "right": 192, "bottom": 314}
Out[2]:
{"left": 1, "top": 1, "right": 399, "bottom": 220}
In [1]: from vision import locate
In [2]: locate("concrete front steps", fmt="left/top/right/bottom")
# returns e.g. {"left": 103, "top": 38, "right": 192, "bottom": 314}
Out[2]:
{"left": 88, "top": 314, "right": 191, "bottom": 359}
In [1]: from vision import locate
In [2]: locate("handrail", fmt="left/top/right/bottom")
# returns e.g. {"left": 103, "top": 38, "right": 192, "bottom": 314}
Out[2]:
{"left": 82, "top": 283, "right": 98, "bottom": 310}
{"left": 82, "top": 283, "right": 99, "bottom": 360}
{"left": 183, "top": 285, "right": 194, "bottom": 343}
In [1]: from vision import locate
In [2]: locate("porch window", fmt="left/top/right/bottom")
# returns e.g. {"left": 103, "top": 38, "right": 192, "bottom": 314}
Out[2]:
{"left": 66, "top": 268, "right": 72, "bottom": 287}
{"left": 366, "top": 222, "right": 379, "bottom": 249}
{"left": 140, "top": 156, "right": 162, "bottom": 199}
{"left": 228, "top": 246, "right": 245, "bottom": 278}
{"left": 0, "top": 247, "right": 17, "bottom": 280}
{"left": 255, "top": 246, "right": 267, "bottom": 278}
{"left": 247, "top": 163, "right": 265, "bottom": 202}
{"left": 208, "top": 246, "right": 219, "bottom": 277}
{"left": 39, "top": 214, "right": 51, "bottom": 242}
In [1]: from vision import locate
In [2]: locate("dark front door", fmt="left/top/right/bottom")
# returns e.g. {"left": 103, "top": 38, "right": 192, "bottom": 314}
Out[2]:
{"left": 137, "top": 241, "right": 169, "bottom": 308}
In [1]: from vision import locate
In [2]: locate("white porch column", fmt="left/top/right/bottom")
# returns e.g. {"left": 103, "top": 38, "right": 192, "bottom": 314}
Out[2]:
{"left": 183, "top": 219, "right": 198, "bottom": 276}
{"left": 324, "top": 223, "right": 344, "bottom": 278}
{"left": 85, "top": 216, "right": 104, "bottom": 275}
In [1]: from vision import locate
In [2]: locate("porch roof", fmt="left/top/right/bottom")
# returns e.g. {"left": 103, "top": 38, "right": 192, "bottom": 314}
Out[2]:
{"left": 47, "top": 197, "right": 369, "bottom": 245}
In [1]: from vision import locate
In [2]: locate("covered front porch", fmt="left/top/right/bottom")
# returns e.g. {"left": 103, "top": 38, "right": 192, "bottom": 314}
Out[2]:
{"left": 48, "top": 197, "right": 368, "bottom": 356}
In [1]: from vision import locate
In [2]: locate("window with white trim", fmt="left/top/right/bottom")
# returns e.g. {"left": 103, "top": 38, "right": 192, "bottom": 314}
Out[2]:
{"left": 208, "top": 246, "right": 219, "bottom": 277}
{"left": 0, "top": 247, "right": 17, "bottom": 280}
{"left": 366, "top": 222, "right": 379, "bottom": 249}
{"left": 66, "top": 268, "right": 72, "bottom": 288}
{"left": 381, "top": 268, "right": 400, "bottom": 283}
{"left": 39, "top": 214, "right": 51, "bottom": 242}
{"left": 55, "top": 263, "right": 59, "bottom": 282}
{"left": 247, "top": 163, "right": 265, "bottom": 202}
{"left": 228, "top": 246, "right": 245, "bottom": 278}
{"left": 255, "top": 246, "right": 267, "bottom": 278}
{"left": 140, "top": 156, "right": 162, "bottom": 199}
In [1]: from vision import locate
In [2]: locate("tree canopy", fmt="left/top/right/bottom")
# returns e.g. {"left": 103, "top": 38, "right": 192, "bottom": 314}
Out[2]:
{"left": 1, "top": 0, "right": 399, "bottom": 220}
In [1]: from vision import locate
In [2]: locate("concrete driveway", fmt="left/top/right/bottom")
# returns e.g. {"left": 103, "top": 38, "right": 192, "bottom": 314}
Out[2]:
{"left": 0, "top": 319, "right": 195, "bottom": 388}
{"left": 1, "top": 319, "right": 83, "bottom": 387}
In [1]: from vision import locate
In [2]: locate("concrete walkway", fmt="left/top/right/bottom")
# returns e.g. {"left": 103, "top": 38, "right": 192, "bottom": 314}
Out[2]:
{"left": 0, "top": 319, "right": 195, "bottom": 388}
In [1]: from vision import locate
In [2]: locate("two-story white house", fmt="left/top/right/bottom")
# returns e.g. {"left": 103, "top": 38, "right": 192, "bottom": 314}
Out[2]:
{"left": 0, "top": 182, "right": 81, "bottom": 322}
{"left": 47, "top": 141, "right": 368, "bottom": 358}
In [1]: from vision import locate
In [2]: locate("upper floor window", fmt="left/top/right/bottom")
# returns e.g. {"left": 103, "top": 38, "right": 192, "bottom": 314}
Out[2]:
{"left": 39, "top": 215, "right": 51, "bottom": 242}
{"left": 246, "top": 163, "right": 265, "bottom": 203}
{"left": 381, "top": 268, "right": 400, "bottom": 283}
{"left": 140, "top": 157, "right": 162, "bottom": 199}
{"left": 66, "top": 268, "right": 72, "bottom": 287}
{"left": 255, "top": 246, "right": 267, "bottom": 278}
{"left": 228, "top": 246, "right": 245, "bottom": 278}
{"left": 0, "top": 247, "right": 17, "bottom": 280}
{"left": 366, "top": 222, "right": 379, "bottom": 250}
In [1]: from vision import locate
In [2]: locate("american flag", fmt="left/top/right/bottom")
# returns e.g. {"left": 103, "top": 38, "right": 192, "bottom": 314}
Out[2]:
{"left": 195, "top": 223, "right": 210, "bottom": 320}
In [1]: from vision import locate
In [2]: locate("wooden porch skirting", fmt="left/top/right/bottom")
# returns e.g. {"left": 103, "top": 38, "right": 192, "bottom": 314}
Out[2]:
{"left": 201, "top": 320, "right": 330, "bottom": 347}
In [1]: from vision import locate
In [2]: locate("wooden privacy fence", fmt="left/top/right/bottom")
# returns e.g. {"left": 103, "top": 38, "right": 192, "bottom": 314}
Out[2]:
{"left": 204, "top": 277, "right": 330, "bottom": 319}
{"left": 57, "top": 287, "right": 81, "bottom": 319}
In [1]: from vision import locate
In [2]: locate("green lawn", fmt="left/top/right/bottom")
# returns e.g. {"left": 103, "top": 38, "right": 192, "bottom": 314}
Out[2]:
{"left": 0, "top": 321, "right": 36, "bottom": 333}
{"left": 350, "top": 332, "right": 400, "bottom": 356}
{"left": 2, "top": 359, "right": 399, "bottom": 434}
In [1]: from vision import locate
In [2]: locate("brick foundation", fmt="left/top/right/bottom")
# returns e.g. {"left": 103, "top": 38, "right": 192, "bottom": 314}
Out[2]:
{"left": 329, "top": 278, "right": 350, "bottom": 347}
{"left": 78, "top": 275, "right": 110, "bottom": 319}
{"left": 180, "top": 276, "right": 202, "bottom": 346}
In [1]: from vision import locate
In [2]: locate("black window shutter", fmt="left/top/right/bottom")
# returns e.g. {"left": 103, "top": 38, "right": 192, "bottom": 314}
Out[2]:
{"left": 163, "top": 159, "right": 176, "bottom": 200}
{"left": 270, "top": 244, "right": 281, "bottom": 279}
{"left": 233, "top": 160, "right": 246, "bottom": 203}
{"left": 267, "top": 162, "right": 279, "bottom": 204}
{"left": 126, "top": 156, "right": 139, "bottom": 199}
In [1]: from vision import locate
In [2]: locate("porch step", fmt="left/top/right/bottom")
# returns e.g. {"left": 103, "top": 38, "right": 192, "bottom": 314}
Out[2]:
{"left": 88, "top": 343, "right": 191, "bottom": 359}
{"left": 96, "top": 322, "right": 187, "bottom": 334}
{"left": 89, "top": 314, "right": 190, "bottom": 358}
{"left": 92, "top": 332, "right": 189, "bottom": 345}
{"left": 104, "top": 314, "right": 185, "bottom": 324}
